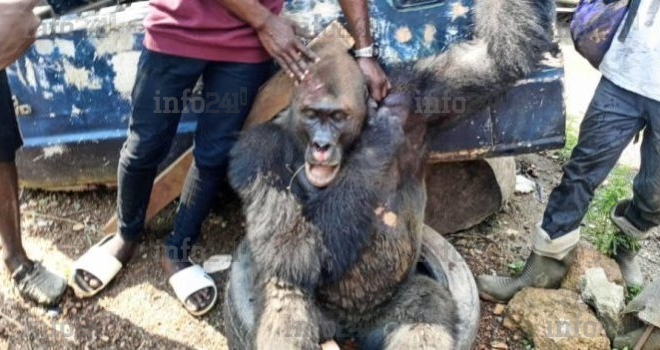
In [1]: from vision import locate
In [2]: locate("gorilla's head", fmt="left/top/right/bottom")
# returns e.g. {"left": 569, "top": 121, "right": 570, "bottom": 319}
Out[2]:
{"left": 290, "top": 40, "right": 369, "bottom": 188}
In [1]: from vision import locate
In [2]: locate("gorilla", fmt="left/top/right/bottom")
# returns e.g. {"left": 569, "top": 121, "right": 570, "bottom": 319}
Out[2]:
{"left": 227, "top": 1, "right": 555, "bottom": 349}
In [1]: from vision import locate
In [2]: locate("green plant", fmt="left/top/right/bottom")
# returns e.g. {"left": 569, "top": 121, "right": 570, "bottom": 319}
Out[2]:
{"left": 507, "top": 260, "right": 525, "bottom": 276}
{"left": 521, "top": 338, "right": 535, "bottom": 350}
{"left": 583, "top": 165, "right": 637, "bottom": 257}
{"left": 560, "top": 115, "right": 580, "bottom": 161}
{"left": 626, "top": 284, "right": 644, "bottom": 304}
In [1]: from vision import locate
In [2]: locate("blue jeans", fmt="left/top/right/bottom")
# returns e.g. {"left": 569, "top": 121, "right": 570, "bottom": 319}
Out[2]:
{"left": 117, "top": 49, "right": 273, "bottom": 260}
{"left": 543, "top": 77, "right": 660, "bottom": 238}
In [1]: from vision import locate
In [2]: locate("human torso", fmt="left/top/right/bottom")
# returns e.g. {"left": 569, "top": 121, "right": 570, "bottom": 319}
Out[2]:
{"left": 600, "top": 0, "right": 660, "bottom": 101}
{"left": 143, "top": 0, "right": 283, "bottom": 62}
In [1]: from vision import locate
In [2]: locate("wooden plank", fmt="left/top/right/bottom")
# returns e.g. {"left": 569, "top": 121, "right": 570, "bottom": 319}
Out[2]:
{"left": 104, "top": 149, "right": 193, "bottom": 234}
{"left": 634, "top": 325, "right": 655, "bottom": 350}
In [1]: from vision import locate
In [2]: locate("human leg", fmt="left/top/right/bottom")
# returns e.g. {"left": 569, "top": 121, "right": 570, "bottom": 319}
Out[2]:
{"left": 161, "top": 60, "right": 273, "bottom": 313}
{"left": 478, "top": 77, "right": 647, "bottom": 302}
{"left": 610, "top": 96, "right": 660, "bottom": 285}
{"left": 0, "top": 70, "right": 66, "bottom": 305}
{"left": 73, "top": 50, "right": 206, "bottom": 295}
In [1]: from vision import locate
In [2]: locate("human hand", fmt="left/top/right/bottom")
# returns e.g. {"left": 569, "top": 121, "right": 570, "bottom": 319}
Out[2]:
{"left": 357, "top": 57, "right": 391, "bottom": 102}
{"left": 256, "top": 14, "right": 319, "bottom": 81}
{"left": 0, "top": 0, "right": 40, "bottom": 69}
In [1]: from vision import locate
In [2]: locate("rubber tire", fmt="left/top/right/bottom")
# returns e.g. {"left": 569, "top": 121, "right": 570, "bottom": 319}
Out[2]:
{"left": 223, "top": 225, "right": 480, "bottom": 350}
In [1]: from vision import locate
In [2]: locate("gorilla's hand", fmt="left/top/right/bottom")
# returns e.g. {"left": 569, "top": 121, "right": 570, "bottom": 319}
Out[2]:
{"left": 360, "top": 101, "right": 405, "bottom": 160}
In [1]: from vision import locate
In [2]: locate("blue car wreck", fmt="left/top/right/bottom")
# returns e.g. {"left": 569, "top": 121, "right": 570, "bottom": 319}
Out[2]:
{"left": 7, "top": 0, "right": 565, "bottom": 190}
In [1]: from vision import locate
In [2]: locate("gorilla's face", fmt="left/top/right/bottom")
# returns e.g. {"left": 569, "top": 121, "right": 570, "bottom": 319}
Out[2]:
{"left": 297, "top": 101, "right": 359, "bottom": 188}
{"left": 291, "top": 42, "right": 368, "bottom": 188}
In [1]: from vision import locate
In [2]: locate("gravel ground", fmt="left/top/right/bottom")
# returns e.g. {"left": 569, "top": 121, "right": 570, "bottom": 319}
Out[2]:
{"left": 1, "top": 15, "right": 658, "bottom": 350}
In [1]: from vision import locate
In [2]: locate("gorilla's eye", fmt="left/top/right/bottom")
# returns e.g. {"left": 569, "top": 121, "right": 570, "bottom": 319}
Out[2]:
{"left": 302, "top": 109, "right": 317, "bottom": 120}
{"left": 332, "top": 112, "right": 348, "bottom": 121}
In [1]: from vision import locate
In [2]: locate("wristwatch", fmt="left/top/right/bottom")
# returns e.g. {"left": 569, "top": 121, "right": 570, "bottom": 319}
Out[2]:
{"left": 353, "top": 44, "right": 380, "bottom": 59}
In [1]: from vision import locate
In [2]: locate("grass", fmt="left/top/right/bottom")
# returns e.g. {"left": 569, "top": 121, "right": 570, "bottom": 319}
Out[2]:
{"left": 559, "top": 115, "right": 580, "bottom": 161}
{"left": 507, "top": 260, "right": 525, "bottom": 276}
{"left": 626, "top": 284, "right": 644, "bottom": 304}
{"left": 560, "top": 115, "right": 640, "bottom": 257}
{"left": 583, "top": 165, "right": 640, "bottom": 257}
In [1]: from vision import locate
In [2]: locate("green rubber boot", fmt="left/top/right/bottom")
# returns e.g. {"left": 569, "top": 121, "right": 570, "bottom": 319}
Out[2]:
{"left": 477, "top": 223, "right": 579, "bottom": 303}
{"left": 477, "top": 251, "right": 575, "bottom": 303}
{"left": 610, "top": 200, "right": 649, "bottom": 287}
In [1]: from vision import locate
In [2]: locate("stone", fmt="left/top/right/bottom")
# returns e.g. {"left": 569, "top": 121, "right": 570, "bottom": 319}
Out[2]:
{"left": 580, "top": 268, "right": 625, "bottom": 338}
{"left": 203, "top": 254, "right": 233, "bottom": 274}
{"left": 491, "top": 341, "right": 508, "bottom": 349}
{"left": 493, "top": 304, "right": 506, "bottom": 315}
{"left": 505, "top": 288, "right": 610, "bottom": 350}
{"left": 515, "top": 175, "right": 537, "bottom": 194}
{"left": 561, "top": 244, "right": 624, "bottom": 292}
{"left": 72, "top": 223, "right": 85, "bottom": 232}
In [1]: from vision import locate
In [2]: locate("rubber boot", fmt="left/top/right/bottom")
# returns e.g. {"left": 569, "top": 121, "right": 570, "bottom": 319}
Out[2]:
{"left": 610, "top": 200, "right": 650, "bottom": 287}
{"left": 477, "top": 224, "right": 579, "bottom": 303}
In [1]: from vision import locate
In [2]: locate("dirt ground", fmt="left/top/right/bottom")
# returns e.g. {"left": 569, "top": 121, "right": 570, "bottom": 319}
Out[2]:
{"left": 2, "top": 15, "right": 660, "bottom": 350}
{"left": 2, "top": 150, "right": 658, "bottom": 350}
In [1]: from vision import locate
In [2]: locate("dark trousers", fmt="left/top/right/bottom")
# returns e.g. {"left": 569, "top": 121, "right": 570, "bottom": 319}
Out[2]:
{"left": 117, "top": 49, "right": 273, "bottom": 260}
{"left": 543, "top": 77, "right": 660, "bottom": 239}
{"left": 0, "top": 70, "right": 23, "bottom": 162}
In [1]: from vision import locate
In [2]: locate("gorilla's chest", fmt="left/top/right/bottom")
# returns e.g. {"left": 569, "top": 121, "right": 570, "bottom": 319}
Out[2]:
{"left": 316, "top": 179, "right": 426, "bottom": 317}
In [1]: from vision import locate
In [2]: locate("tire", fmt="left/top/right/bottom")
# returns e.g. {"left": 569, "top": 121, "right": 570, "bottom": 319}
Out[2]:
{"left": 223, "top": 225, "right": 480, "bottom": 350}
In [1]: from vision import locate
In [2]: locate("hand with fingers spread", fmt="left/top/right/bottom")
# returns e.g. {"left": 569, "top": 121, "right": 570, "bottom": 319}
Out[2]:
{"left": 0, "top": 0, "right": 41, "bottom": 69}
{"left": 256, "top": 14, "right": 319, "bottom": 81}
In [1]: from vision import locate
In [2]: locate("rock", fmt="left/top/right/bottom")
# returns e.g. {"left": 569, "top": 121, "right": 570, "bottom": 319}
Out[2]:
{"left": 503, "top": 317, "right": 517, "bottom": 330}
{"left": 493, "top": 304, "right": 506, "bottom": 316}
{"left": 580, "top": 268, "right": 625, "bottom": 339}
{"left": 72, "top": 223, "right": 85, "bottom": 232}
{"left": 203, "top": 254, "right": 232, "bottom": 274}
{"left": 561, "top": 244, "right": 623, "bottom": 292}
{"left": 491, "top": 341, "right": 508, "bottom": 349}
{"left": 46, "top": 308, "right": 61, "bottom": 318}
{"left": 515, "top": 175, "right": 536, "bottom": 194}
{"left": 505, "top": 288, "right": 610, "bottom": 350}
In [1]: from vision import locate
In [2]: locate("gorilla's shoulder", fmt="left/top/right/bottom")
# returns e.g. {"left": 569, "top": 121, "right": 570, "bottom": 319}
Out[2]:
{"left": 229, "top": 122, "right": 300, "bottom": 191}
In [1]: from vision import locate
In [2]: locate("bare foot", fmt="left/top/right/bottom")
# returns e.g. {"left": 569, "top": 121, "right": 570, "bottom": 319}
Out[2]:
{"left": 161, "top": 254, "right": 215, "bottom": 313}
{"left": 75, "top": 234, "right": 137, "bottom": 292}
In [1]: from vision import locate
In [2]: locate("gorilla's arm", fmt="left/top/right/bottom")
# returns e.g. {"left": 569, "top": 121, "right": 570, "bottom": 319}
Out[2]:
{"left": 230, "top": 124, "right": 325, "bottom": 349}
{"left": 304, "top": 111, "right": 404, "bottom": 283}
{"left": 229, "top": 123, "right": 323, "bottom": 291}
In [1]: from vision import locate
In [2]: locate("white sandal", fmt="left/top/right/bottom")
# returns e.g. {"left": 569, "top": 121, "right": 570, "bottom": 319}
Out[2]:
{"left": 169, "top": 263, "right": 218, "bottom": 316}
{"left": 70, "top": 235, "right": 124, "bottom": 298}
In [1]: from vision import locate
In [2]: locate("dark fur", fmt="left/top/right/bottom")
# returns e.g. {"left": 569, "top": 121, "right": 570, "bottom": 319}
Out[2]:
{"left": 228, "top": 1, "right": 554, "bottom": 349}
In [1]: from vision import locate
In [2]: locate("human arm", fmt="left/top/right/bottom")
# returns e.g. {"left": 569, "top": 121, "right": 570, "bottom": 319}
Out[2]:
{"left": 0, "top": 0, "right": 40, "bottom": 69}
{"left": 218, "top": 0, "right": 319, "bottom": 81}
{"left": 338, "top": 0, "right": 391, "bottom": 102}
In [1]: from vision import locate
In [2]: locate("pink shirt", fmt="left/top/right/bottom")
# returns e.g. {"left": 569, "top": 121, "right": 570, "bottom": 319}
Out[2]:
{"left": 143, "top": 0, "right": 283, "bottom": 63}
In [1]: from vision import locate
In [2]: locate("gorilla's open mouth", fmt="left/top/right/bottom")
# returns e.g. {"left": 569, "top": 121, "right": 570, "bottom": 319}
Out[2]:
{"left": 305, "top": 162, "right": 340, "bottom": 188}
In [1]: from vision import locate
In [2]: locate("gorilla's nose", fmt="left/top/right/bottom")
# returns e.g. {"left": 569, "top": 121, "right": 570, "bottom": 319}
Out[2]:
{"left": 313, "top": 141, "right": 331, "bottom": 153}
